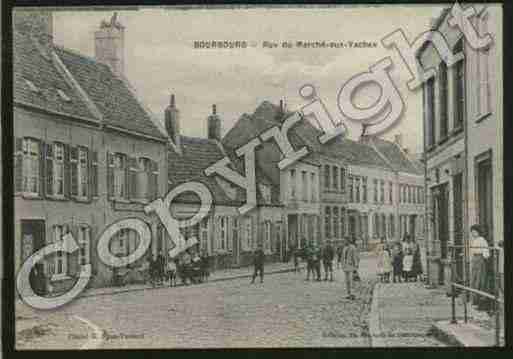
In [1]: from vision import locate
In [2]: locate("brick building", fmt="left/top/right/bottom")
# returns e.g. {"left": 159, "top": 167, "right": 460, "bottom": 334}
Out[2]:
{"left": 14, "top": 11, "right": 169, "bottom": 291}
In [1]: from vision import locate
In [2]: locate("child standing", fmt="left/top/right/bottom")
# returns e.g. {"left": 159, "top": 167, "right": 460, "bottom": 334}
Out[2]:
{"left": 380, "top": 244, "right": 392, "bottom": 283}
{"left": 392, "top": 244, "right": 403, "bottom": 283}
{"left": 402, "top": 249, "right": 413, "bottom": 282}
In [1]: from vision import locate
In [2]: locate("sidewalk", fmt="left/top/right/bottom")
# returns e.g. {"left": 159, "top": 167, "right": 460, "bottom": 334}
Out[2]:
{"left": 77, "top": 261, "right": 301, "bottom": 299}
{"left": 369, "top": 282, "right": 501, "bottom": 347}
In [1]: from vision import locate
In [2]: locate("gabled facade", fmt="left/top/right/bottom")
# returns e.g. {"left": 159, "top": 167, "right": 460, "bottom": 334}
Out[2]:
{"left": 14, "top": 11, "right": 169, "bottom": 291}
{"left": 164, "top": 99, "right": 283, "bottom": 269}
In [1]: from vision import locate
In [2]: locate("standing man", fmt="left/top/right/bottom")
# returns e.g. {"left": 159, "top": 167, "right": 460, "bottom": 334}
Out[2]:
{"left": 156, "top": 250, "right": 166, "bottom": 285}
{"left": 342, "top": 237, "right": 359, "bottom": 300}
{"left": 251, "top": 245, "right": 265, "bottom": 284}
{"left": 305, "top": 241, "right": 314, "bottom": 281}
{"left": 322, "top": 240, "right": 335, "bottom": 281}
{"left": 312, "top": 243, "right": 322, "bottom": 281}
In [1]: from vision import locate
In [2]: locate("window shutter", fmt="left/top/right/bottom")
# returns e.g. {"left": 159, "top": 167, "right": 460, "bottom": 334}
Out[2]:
{"left": 39, "top": 141, "right": 46, "bottom": 197}
{"left": 68, "top": 225, "right": 80, "bottom": 276}
{"left": 70, "top": 146, "right": 79, "bottom": 197}
{"left": 107, "top": 152, "right": 114, "bottom": 199}
{"left": 124, "top": 155, "right": 130, "bottom": 200}
{"left": 270, "top": 222, "right": 276, "bottom": 254}
{"left": 14, "top": 137, "right": 23, "bottom": 193}
{"left": 63, "top": 144, "right": 71, "bottom": 198}
{"left": 128, "top": 157, "right": 138, "bottom": 200}
{"left": 150, "top": 160, "right": 159, "bottom": 200}
{"left": 90, "top": 151, "right": 98, "bottom": 198}
{"left": 45, "top": 143, "right": 54, "bottom": 196}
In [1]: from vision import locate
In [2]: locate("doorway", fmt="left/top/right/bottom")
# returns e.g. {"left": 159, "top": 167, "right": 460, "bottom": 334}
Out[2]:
{"left": 21, "top": 220, "right": 46, "bottom": 294}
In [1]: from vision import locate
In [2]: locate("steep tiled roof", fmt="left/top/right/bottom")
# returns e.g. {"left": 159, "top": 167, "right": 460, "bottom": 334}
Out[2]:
{"left": 13, "top": 30, "right": 95, "bottom": 120}
{"left": 168, "top": 136, "right": 243, "bottom": 206}
{"left": 223, "top": 101, "right": 393, "bottom": 173}
{"left": 54, "top": 46, "right": 166, "bottom": 140}
{"left": 369, "top": 137, "right": 422, "bottom": 175}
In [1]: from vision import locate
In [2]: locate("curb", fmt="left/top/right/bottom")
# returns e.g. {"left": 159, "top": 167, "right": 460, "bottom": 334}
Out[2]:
{"left": 76, "top": 265, "right": 303, "bottom": 300}
{"left": 368, "top": 282, "right": 386, "bottom": 347}
{"left": 429, "top": 320, "right": 496, "bottom": 347}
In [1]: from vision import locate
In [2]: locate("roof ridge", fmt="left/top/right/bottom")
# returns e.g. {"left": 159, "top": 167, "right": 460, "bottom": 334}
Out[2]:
{"left": 53, "top": 44, "right": 109, "bottom": 69}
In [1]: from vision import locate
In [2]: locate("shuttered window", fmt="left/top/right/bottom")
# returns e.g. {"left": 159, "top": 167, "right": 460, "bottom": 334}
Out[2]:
{"left": 53, "top": 143, "right": 64, "bottom": 196}
{"left": 113, "top": 153, "right": 126, "bottom": 199}
{"left": 22, "top": 138, "right": 40, "bottom": 195}
{"left": 77, "top": 226, "right": 91, "bottom": 267}
{"left": 90, "top": 151, "right": 98, "bottom": 198}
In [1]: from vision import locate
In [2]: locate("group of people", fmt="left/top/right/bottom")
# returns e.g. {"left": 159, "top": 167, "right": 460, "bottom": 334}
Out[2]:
{"left": 290, "top": 237, "right": 361, "bottom": 300}
{"left": 376, "top": 234, "right": 423, "bottom": 283}
{"left": 147, "top": 248, "right": 210, "bottom": 287}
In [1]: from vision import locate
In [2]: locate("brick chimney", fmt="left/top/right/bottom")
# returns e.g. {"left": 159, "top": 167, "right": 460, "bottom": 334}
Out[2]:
{"left": 165, "top": 94, "right": 180, "bottom": 148}
{"left": 13, "top": 9, "right": 53, "bottom": 49}
{"left": 94, "top": 12, "right": 125, "bottom": 76}
{"left": 207, "top": 104, "right": 221, "bottom": 141}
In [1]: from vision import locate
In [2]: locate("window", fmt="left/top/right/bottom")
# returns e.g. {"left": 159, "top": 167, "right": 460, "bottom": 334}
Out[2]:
{"left": 333, "top": 207, "right": 339, "bottom": 238}
{"left": 381, "top": 214, "right": 387, "bottom": 239}
{"left": 355, "top": 177, "right": 360, "bottom": 203}
{"left": 373, "top": 179, "right": 378, "bottom": 203}
{"left": 113, "top": 153, "right": 126, "bottom": 198}
{"left": 136, "top": 158, "right": 151, "bottom": 200}
{"left": 50, "top": 225, "right": 68, "bottom": 276}
{"left": 373, "top": 213, "right": 379, "bottom": 238}
{"left": 77, "top": 226, "right": 91, "bottom": 267}
{"left": 324, "top": 165, "right": 330, "bottom": 189}
{"left": 77, "top": 147, "right": 88, "bottom": 198}
{"left": 53, "top": 143, "right": 64, "bottom": 196}
{"left": 310, "top": 173, "right": 316, "bottom": 202}
{"left": 200, "top": 217, "right": 209, "bottom": 254}
{"left": 389, "top": 214, "right": 395, "bottom": 238}
{"left": 243, "top": 217, "right": 253, "bottom": 250}
{"left": 453, "top": 39, "right": 465, "bottom": 130}
{"left": 332, "top": 166, "right": 338, "bottom": 191}
{"left": 399, "top": 184, "right": 402, "bottom": 203}
{"left": 403, "top": 185, "right": 407, "bottom": 204}
{"left": 477, "top": 14, "right": 490, "bottom": 116}
{"left": 362, "top": 177, "right": 367, "bottom": 203}
{"left": 302, "top": 171, "right": 308, "bottom": 201}
{"left": 388, "top": 181, "right": 393, "bottom": 204}
{"left": 340, "top": 167, "right": 346, "bottom": 192}
{"left": 219, "top": 217, "right": 227, "bottom": 250}
{"left": 290, "top": 169, "right": 296, "bottom": 199}
{"left": 380, "top": 180, "right": 385, "bottom": 203}
{"left": 408, "top": 185, "right": 412, "bottom": 203}
{"left": 340, "top": 208, "right": 346, "bottom": 237}
{"left": 425, "top": 77, "right": 436, "bottom": 147}
{"left": 348, "top": 176, "right": 354, "bottom": 202}
{"left": 325, "top": 207, "right": 332, "bottom": 239}
{"left": 264, "top": 221, "right": 272, "bottom": 254}
{"left": 439, "top": 61, "right": 448, "bottom": 139}
{"left": 22, "top": 138, "right": 40, "bottom": 194}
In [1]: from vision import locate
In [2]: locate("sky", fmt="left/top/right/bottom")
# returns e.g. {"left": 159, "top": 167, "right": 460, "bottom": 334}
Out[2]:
{"left": 53, "top": 5, "right": 445, "bottom": 154}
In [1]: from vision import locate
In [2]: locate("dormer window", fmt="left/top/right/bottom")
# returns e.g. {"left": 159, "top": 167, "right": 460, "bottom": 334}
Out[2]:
{"left": 25, "top": 79, "right": 40, "bottom": 93}
{"left": 57, "top": 89, "right": 71, "bottom": 102}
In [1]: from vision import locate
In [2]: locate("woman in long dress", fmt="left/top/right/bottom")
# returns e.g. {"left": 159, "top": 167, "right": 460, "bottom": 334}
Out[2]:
{"left": 469, "top": 224, "right": 489, "bottom": 308}
{"left": 411, "top": 240, "right": 423, "bottom": 281}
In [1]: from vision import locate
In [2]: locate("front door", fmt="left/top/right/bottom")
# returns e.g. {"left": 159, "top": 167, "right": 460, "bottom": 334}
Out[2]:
{"left": 453, "top": 173, "right": 464, "bottom": 284}
{"left": 409, "top": 215, "right": 417, "bottom": 241}
{"left": 21, "top": 220, "right": 46, "bottom": 294}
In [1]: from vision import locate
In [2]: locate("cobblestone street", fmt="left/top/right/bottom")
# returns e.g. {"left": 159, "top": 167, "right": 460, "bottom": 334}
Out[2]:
{"left": 16, "top": 256, "right": 376, "bottom": 349}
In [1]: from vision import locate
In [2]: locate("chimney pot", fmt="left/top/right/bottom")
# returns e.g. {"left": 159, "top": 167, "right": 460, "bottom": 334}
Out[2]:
{"left": 208, "top": 105, "right": 221, "bottom": 141}
{"left": 165, "top": 95, "right": 180, "bottom": 147}
{"left": 95, "top": 13, "right": 125, "bottom": 76}
{"left": 170, "top": 94, "right": 175, "bottom": 107}
{"left": 213, "top": 104, "right": 217, "bottom": 115}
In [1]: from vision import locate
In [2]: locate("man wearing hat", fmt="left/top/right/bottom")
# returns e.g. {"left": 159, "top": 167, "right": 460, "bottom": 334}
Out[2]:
{"left": 322, "top": 240, "right": 335, "bottom": 281}
{"left": 251, "top": 244, "right": 265, "bottom": 284}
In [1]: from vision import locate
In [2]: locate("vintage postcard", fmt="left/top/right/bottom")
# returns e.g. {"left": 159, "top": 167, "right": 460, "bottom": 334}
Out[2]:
{"left": 10, "top": 4, "right": 504, "bottom": 350}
